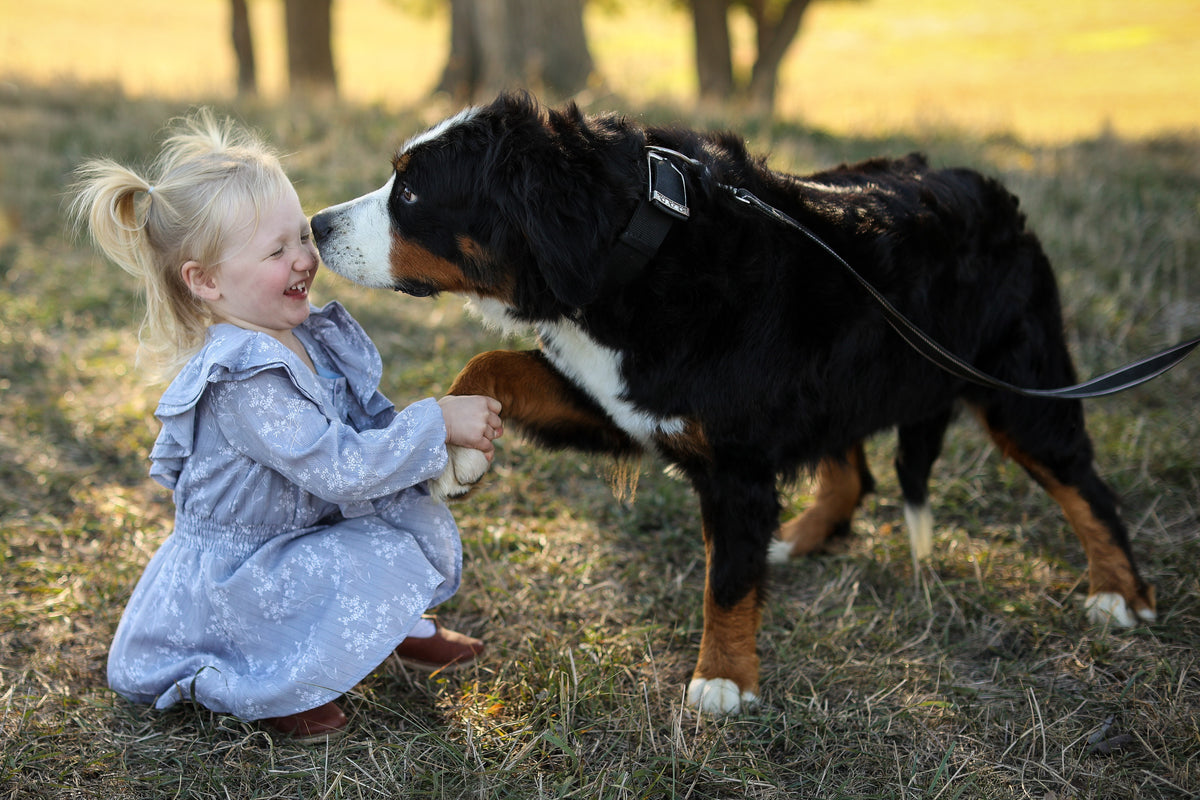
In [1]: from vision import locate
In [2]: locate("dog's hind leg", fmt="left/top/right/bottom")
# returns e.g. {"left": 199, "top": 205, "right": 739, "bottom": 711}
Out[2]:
{"left": 971, "top": 397, "right": 1156, "bottom": 627}
{"left": 770, "top": 443, "right": 874, "bottom": 562}
{"left": 895, "top": 410, "right": 953, "bottom": 574}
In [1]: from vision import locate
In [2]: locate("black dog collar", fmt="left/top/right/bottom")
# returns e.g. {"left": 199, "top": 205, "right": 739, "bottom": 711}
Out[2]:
{"left": 602, "top": 148, "right": 691, "bottom": 290}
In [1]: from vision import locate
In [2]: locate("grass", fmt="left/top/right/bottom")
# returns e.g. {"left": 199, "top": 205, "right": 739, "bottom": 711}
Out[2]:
{"left": 2, "top": 12, "right": 1200, "bottom": 798}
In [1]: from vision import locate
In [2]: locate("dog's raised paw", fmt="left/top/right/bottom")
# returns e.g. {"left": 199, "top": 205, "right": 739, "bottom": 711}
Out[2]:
{"left": 430, "top": 445, "right": 491, "bottom": 501}
{"left": 686, "top": 678, "right": 758, "bottom": 716}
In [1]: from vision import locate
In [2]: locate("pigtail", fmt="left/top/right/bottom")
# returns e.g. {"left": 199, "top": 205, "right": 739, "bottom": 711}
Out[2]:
{"left": 69, "top": 158, "right": 154, "bottom": 280}
{"left": 70, "top": 158, "right": 204, "bottom": 380}
{"left": 69, "top": 108, "right": 289, "bottom": 381}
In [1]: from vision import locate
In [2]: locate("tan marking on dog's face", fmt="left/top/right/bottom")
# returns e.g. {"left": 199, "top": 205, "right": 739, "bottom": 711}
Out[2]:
{"left": 380, "top": 229, "right": 516, "bottom": 299}
{"left": 456, "top": 234, "right": 487, "bottom": 265}
{"left": 387, "top": 235, "right": 477, "bottom": 295}
{"left": 456, "top": 235, "right": 516, "bottom": 299}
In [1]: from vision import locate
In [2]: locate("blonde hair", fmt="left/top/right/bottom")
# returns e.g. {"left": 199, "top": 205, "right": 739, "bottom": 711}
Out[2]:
{"left": 70, "top": 108, "right": 293, "bottom": 379}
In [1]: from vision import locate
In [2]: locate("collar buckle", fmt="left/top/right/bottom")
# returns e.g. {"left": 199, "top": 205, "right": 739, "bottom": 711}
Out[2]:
{"left": 646, "top": 150, "right": 690, "bottom": 221}
{"left": 599, "top": 147, "right": 694, "bottom": 296}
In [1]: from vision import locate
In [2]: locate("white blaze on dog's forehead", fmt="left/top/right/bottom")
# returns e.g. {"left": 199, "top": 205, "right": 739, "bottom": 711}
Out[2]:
{"left": 315, "top": 175, "right": 396, "bottom": 288}
{"left": 401, "top": 106, "right": 482, "bottom": 153}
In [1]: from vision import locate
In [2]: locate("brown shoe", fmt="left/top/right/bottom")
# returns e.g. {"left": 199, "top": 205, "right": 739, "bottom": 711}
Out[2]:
{"left": 392, "top": 619, "right": 485, "bottom": 674}
{"left": 263, "top": 701, "right": 347, "bottom": 742}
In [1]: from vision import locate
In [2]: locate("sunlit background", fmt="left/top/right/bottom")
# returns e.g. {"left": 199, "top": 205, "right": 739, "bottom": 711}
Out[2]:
{"left": 3, "top": 3, "right": 1200, "bottom": 796}
{"left": 2, "top": 0, "right": 1197, "bottom": 143}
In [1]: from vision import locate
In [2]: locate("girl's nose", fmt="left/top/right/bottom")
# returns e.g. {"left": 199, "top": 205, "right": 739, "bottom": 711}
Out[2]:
{"left": 295, "top": 245, "right": 317, "bottom": 270}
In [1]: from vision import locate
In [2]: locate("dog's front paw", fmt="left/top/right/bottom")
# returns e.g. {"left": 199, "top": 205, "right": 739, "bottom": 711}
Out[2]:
{"left": 430, "top": 445, "right": 491, "bottom": 501}
{"left": 686, "top": 677, "right": 759, "bottom": 716}
{"left": 1086, "top": 591, "right": 1156, "bottom": 627}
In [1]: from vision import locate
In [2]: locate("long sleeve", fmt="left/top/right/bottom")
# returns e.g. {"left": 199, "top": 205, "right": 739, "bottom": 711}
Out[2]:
{"left": 208, "top": 368, "right": 449, "bottom": 506}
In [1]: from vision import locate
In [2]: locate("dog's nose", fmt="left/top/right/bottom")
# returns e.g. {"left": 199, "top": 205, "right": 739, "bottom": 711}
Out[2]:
{"left": 310, "top": 211, "right": 333, "bottom": 244}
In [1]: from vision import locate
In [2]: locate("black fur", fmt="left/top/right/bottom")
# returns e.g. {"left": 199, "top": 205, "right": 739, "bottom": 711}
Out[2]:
{"left": 313, "top": 93, "right": 1152, "bottom": 708}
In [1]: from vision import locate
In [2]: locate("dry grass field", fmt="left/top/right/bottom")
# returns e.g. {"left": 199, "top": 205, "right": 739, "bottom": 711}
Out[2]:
{"left": 1, "top": 2, "right": 1199, "bottom": 799}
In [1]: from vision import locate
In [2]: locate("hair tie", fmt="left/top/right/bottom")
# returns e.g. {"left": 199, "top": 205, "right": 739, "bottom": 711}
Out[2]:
{"left": 146, "top": 185, "right": 156, "bottom": 195}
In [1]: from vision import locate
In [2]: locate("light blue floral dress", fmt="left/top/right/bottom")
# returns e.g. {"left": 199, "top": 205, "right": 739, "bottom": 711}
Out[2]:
{"left": 107, "top": 302, "right": 462, "bottom": 721}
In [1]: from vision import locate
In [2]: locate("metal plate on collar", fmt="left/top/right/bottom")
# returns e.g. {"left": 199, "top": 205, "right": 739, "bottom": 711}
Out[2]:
{"left": 647, "top": 151, "right": 690, "bottom": 220}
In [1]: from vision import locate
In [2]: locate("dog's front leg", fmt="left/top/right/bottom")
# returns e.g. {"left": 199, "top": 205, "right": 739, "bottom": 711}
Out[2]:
{"left": 689, "top": 560, "right": 762, "bottom": 715}
{"left": 431, "top": 349, "right": 639, "bottom": 499}
{"left": 687, "top": 471, "right": 777, "bottom": 715}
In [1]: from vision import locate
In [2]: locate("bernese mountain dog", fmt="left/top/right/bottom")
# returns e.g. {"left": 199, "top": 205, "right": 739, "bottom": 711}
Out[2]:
{"left": 311, "top": 93, "right": 1155, "bottom": 715}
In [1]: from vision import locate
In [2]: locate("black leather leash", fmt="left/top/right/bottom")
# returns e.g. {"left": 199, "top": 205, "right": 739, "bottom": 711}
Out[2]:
{"left": 606, "top": 146, "right": 1199, "bottom": 399}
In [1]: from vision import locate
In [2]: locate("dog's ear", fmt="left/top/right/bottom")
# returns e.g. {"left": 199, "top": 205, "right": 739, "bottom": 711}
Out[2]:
{"left": 485, "top": 95, "right": 614, "bottom": 309}
{"left": 513, "top": 165, "right": 606, "bottom": 309}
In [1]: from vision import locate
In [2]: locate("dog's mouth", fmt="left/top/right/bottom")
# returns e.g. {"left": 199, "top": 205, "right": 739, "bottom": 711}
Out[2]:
{"left": 393, "top": 279, "right": 439, "bottom": 298}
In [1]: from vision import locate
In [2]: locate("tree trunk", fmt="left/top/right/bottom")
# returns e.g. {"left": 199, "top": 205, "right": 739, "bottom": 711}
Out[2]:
{"left": 230, "top": 0, "right": 256, "bottom": 97}
{"left": 284, "top": 0, "right": 337, "bottom": 98}
{"left": 747, "top": 0, "right": 813, "bottom": 110}
{"left": 692, "top": 0, "right": 734, "bottom": 101}
{"left": 439, "top": 0, "right": 593, "bottom": 102}
{"left": 436, "top": 0, "right": 480, "bottom": 102}
{"left": 531, "top": 0, "right": 593, "bottom": 96}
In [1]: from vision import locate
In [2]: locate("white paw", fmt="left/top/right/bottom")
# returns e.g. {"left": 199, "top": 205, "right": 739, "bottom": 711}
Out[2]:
{"left": 1086, "top": 592, "right": 1155, "bottom": 627}
{"left": 686, "top": 678, "right": 759, "bottom": 716}
{"left": 903, "top": 502, "right": 934, "bottom": 561}
{"left": 430, "top": 445, "right": 491, "bottom": 501}
{"left": 767, "top": 538, "right": 793, "bottom": 565}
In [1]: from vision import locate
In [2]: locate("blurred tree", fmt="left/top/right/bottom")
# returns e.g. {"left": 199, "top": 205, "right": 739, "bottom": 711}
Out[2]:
{"left": 435, "top": 0, "right": 594, "bottom": 102}
{"left": 693, "top": 0, "right": 844, "bottom": 112}
{"left": 284, "top": 0, "right": 338, "bottom": 97}
{"left": 230, "top": 0, "right": 257, "bottom": 97}
{"left": 692, "top": 0, "right": 734, "bottom": 100}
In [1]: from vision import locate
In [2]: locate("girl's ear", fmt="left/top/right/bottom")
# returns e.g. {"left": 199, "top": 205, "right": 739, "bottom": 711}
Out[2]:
{"left": 181, "top": 260, "right": 220, "bottom": 301}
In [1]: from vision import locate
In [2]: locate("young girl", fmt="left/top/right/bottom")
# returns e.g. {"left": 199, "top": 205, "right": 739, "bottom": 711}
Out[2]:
{"left": 71, "top": 110, "right": 502, "bottom": 741}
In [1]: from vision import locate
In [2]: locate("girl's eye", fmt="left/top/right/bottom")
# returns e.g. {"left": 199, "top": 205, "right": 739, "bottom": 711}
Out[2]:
{"left": 400, "top": 184, "right": 418, "bottom": 204}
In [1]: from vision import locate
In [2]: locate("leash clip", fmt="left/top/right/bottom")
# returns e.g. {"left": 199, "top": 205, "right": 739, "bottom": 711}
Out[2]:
{"left": 727, "top": 186, "right": 757, "bottom": 206}
{"left": 646, "top": 149, "right": 690, "bottom": 221}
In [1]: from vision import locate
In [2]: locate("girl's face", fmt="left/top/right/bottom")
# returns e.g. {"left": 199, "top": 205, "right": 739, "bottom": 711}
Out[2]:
{"left": 192, "top": 185, "right": 319, "bottom": 341}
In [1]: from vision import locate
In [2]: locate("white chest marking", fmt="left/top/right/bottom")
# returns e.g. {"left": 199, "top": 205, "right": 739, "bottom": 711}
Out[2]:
{"left": 463, "top": 295, "right": 527, "bottom": 337}
{"left": 537, "top": 318, "right": 684, "bottom": 444}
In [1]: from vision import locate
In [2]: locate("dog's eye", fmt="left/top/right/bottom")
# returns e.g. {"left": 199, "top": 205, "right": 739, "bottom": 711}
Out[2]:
{"left": 400, "top": 184, "right": 418, "bottom": 204}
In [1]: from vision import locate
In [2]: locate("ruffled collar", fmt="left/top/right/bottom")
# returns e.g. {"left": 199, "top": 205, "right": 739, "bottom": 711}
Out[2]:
{"left": 156, "top": 301, "right": 388, "bottom": 420}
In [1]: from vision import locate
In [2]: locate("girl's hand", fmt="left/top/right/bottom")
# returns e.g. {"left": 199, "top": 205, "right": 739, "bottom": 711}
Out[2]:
{"left": 437, "top": 395, "right": 504, "bottom": 461}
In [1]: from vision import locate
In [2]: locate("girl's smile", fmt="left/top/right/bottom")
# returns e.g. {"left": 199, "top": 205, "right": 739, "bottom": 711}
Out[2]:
{"left": 182, "top": 184, "right": 320, "bottom": 347}
{"left": 285, "top": 272, "right": 312, "bottom": 299}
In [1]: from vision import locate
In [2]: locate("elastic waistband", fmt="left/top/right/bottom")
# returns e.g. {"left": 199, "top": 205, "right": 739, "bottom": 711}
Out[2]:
{"left": 171, "top": 512, "right": 290, "bottom": 558}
